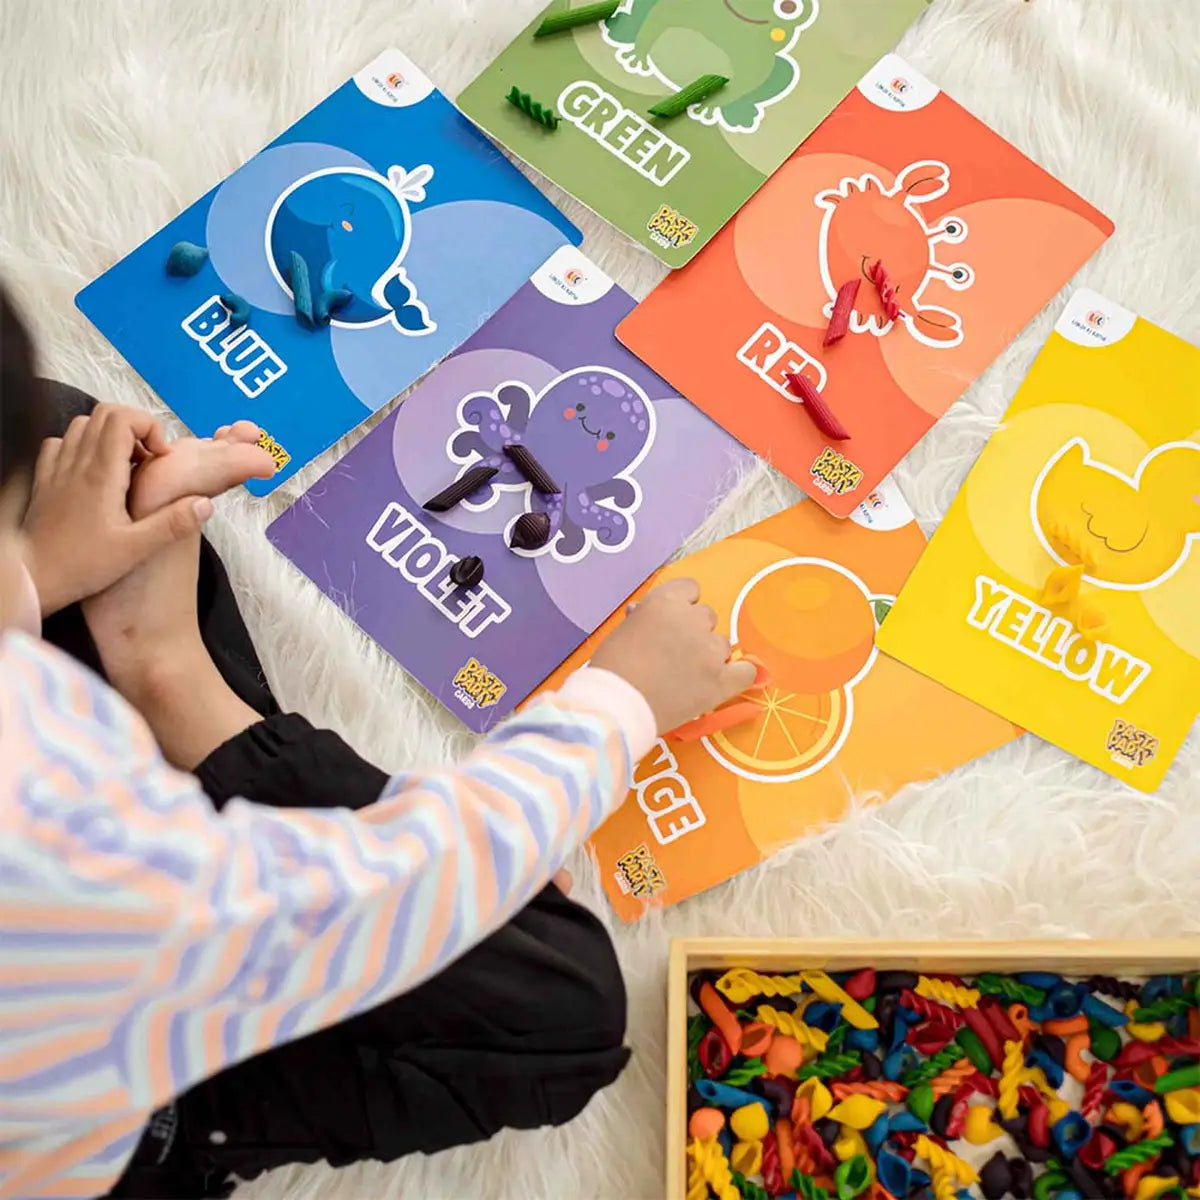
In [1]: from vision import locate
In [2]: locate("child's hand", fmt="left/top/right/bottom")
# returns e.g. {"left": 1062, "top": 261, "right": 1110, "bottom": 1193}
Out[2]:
{"left": 22, "top": 405, "right": 213, "bottom": 615}
{"left": 590, "top": 578, "right": 757, "bottom": 735}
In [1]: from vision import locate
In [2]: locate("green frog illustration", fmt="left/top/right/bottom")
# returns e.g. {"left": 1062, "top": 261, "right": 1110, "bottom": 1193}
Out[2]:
{"left": 602, "top": 0, "right": 820, "bottom": 134}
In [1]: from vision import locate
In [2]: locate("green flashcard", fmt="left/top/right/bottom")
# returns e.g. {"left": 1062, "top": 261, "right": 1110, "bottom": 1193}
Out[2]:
{"left": 458, "top": 0, "right": 930, "bottom": 268}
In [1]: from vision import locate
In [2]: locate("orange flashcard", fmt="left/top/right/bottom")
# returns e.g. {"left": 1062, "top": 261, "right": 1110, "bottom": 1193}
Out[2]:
{"left": 536, "top": 484, "right": 1019, "bottom": 920}
{"left": 617, "top": 54, "right": 1114, "bottom": 518}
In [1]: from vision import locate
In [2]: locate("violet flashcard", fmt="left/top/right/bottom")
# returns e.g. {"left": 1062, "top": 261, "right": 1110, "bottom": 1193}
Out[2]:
{"left": 268, "top": 247, "right": 749, "bottom": 731}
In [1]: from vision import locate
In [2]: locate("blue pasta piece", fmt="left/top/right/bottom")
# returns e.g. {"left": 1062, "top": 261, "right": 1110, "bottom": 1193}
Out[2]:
{"left": 886, "top": 1112, "right": 925, "bottom": 1134}
{"left": 845, "top": 1027, "right": 879, "bottom": 1053}
{"left": 1140, "top": 975, "right": 1182, "bottom": 1003}
{"left": 863, "top": 1113, "right": 889, "bottom": 1155}
{"left": 1106, "top": 1078, "right": 1154, "bottom": 1105}
{"left": 287, "top": 250, "right": 316, "bottom": 329}
{"left": 1016, "top": 971, "right": 1062, "bottom": 988}
{"left": 1183, "top": 1124, "right": 1200, "bottom": 1155}
{"left": 882, "top": 1044, "right": 918, "bottom": 1081}
{"left": 804, "top": 1001, "right": 842, "bottom": 1032}
{"left": 1081, "top": 992, "right": 1128, "bottom": 1027}
{"left": 877, "top": 1146, "right": 911, "bottom": 1198}
{"left": 890, "top": 1006, "right": 921, "bottom": 1051}
{"left": 717, "top": 1125, "right": 734, "bottom": 1159}
{"left": 1030, "top": 982, "right": 1084, "bottom": 1023}
{"left": 165, "top": 241, "right": 209, "bottom": 276}
{"left": 219, "top": 293, "right": 251, "bottom": 328}
{"left": 1026, "top": 1047, "right": 1065, "bottom": 1089}
{"left": 1051, "top": 1111, "right": 1092, "bottom": 1159}
{"left": 694, "top": 1079, "right": 770, "bottom": 1113}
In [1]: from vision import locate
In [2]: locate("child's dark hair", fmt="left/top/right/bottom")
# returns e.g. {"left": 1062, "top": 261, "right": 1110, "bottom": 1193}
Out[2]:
{"left": 0, "top": 282, "right": 49, "bottom": 488}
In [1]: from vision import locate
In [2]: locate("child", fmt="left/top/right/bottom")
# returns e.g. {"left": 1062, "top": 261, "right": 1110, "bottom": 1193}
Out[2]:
{"left": 0, "top": 283, "right": 755, "bottom": 1200}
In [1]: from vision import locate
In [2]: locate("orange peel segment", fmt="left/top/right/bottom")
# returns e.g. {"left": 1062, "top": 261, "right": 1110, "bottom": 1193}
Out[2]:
{"left": 670, "top": 658, "right": 772, "bottom": 742}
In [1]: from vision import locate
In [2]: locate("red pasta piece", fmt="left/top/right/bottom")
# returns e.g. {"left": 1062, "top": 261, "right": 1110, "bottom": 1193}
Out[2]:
{"left": 899, "top": 990, "right": 965, "bottom": 1030}
{"left": 1081, "top": 1061, "right": 1108, "bottom": 1121}
{"left": 761, "top": 1130, "right": 785, "bottom": 1196}
{"left": 910, "top": 1020, "right": 957, "bottom": 1056}
{"left": 844, "top": 967, "right": 876, "bottom": 1000}
{"left": 784, "top": 372, "right": 851, "bottom": 441}
{"left": 968, "top": 1071, "right": 998, "bottom": 1099}
{"left": 980, "top": 997, "right": 1021, "bottom": 1044}
{"left": 1027, "top": 1099, "right": 1050, "bottom": 1148}
{"left": 868, "top": 258, "right": 902, "bottom": 322}
{"left": 823, "top": 278, "right": 862, "bottom": 346}
{"left": 961, "top": 1006, "right": 1004, "bottom": 1068}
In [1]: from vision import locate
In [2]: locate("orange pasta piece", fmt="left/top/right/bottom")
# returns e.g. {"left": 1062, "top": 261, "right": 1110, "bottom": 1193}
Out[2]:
{"left": 1064, "top": 1032, "right": 1091, "bottom": 1082}
{"left": 698, "top": 981, "right": 743, "bottom": 1056}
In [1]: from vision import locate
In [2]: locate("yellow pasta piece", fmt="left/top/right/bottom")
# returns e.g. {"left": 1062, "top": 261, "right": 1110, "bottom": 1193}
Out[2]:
{"left": 730, "top": 1140, "right": 762, "bottom": 1177}
{"left": 828, "top": 1095, "right": 887, "bottom": 1131}
{"left": 799, "top": 970, "right": 879, "bottom": 1029}
{"left": 833, "top": 1128, "right": 870, "bottom": 1165}
{"left": 997, "top": 1040, "right": 1024, "bottom": 1120}
{"left": 687, "top": 1136, "right": 740, "bottom": 1200}
{"left": 715, "top": 968, "right": 805, "bottom": 1005}
{"left": 915, "top": 1135, "right": 978, "bottom": 1186}
{"left": 914, "top": 976, "right": 981, "bottom": 1009}
{"left": 756, "top": 1004, "right": 829, "bottom": 1052}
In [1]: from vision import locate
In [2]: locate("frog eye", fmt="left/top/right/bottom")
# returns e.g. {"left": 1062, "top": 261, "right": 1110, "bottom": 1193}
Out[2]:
{"left": 775, "top": 0, "right": 804, "bottom": 18}
{"left": 576, "top": 403, "right": 586, "bottom": 413}
{"left": 606, "top": 430, "right": 616, "bottom": 440}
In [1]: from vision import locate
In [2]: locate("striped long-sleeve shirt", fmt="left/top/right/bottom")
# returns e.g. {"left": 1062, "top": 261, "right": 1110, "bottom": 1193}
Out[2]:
{"left": 0, "top": 631, "right": 654, "bottom": 1199}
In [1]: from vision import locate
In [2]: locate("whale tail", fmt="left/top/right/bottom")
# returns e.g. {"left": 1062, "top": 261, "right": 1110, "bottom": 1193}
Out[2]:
{"left": 383, "top": 271, "right": 436, "bottom": 336}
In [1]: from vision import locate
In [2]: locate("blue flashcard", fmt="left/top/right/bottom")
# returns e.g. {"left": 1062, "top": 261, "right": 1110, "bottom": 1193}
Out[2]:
{"left": 76, "top": 49, "right": 581, "bottom": 494}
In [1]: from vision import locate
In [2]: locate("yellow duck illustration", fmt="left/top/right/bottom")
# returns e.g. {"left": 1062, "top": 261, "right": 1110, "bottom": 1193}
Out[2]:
{"left": 1034, "top": 438, "right": 1200, "bottom": 591}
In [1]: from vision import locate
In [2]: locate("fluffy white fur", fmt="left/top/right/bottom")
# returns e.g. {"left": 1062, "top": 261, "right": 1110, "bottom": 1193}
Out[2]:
{"left": 2, "top": 0, "right": 1199, "bottom": 1196}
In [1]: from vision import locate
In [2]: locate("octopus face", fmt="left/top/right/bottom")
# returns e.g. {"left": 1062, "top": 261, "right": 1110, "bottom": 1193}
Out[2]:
{"left": 525, "top": 371, "right": 653, "bottom": 489}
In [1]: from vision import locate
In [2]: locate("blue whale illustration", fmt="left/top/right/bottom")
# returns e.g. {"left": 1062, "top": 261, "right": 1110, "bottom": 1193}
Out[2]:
{"left": 267, "top": 166, "right": 436, "bottom": 334}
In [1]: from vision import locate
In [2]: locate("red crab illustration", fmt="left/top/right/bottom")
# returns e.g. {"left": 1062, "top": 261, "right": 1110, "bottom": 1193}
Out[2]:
{"left": 814, "top": 160, "right": 974, "bottom": 347}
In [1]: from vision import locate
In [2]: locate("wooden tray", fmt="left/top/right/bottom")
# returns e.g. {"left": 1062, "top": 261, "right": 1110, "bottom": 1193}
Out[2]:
{"left": 666, "top": 938, "right": 1200, "bottom": 1200}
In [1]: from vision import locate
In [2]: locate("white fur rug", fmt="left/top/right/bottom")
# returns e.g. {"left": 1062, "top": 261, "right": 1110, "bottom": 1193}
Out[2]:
{"left": 3, "top": 1, "right": 1200, "bottom": 1196}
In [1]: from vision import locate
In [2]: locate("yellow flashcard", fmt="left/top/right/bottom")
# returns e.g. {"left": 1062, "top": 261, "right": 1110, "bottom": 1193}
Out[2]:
{"left": 878, "top": 290, "right": 1200, "bottom": 791}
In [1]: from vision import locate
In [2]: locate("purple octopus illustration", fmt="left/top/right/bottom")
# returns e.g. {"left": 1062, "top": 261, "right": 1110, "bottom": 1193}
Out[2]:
{"left": 449, "top": 367, "right": 658, "bottom": 562}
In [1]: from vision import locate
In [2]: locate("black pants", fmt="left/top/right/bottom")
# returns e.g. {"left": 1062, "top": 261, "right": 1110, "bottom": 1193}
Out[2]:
{"left": 38, "top": 384, "right": 631, "bottom": 1199}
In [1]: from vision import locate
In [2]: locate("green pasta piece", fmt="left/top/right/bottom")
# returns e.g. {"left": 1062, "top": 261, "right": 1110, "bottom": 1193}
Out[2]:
{"left": 796, "top": 1050, "right": 862, "bottom": 1081}
{"left": 824, "top": 1023, "right": 848, "bottom": 1055}
{"left": 975, "top": 972, "right": 1047, "bottom": 1006}
{"left": 686, "top": 1012, "right": 707, "bottom": 1083}
{"left": 954, "top": 1026, "right": 994, "bottom": 1075}
{"left": 731, "top": 1171, "right": 771, "bottom": 1200}
{"left": 534, "top": 1, "right": 620, "bottom": 36}
{"left": 791, "top": 1171, "right": 832, "bottom": 1200}
{"left": 1031, "top": 1170, "right": 1070, "bottom": 1200}
{"left": 900, "top": 1043, "right": 962, "bottom": 1087}
{"left": 722, "top": 1058, "right": 766, "bottom": 1086}
{"left": 506, "top": 86, "right": 560, "bottom": 129}
{"left": 1103, "top": 1133, "right": 1172, "bottom": 1174}
{"left": 1087, "top": 1018, "right": 1121, "bottom": 1062}
{"left": 1132, "top": 994, "right": 1195, "bottom": 1021}
{"left": 648, "top": 74, "right": 728, "bottom": 119}
{"left": 1154, "top": 1062, "right": 1200, "bottom": 1093}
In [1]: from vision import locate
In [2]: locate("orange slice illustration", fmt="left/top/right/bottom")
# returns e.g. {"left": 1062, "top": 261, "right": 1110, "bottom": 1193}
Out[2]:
{"left": 708, "top": 559, "right": 879, "bottom": 779}
{"left": 708, "top": 684, "right": 847, "bottom": 779}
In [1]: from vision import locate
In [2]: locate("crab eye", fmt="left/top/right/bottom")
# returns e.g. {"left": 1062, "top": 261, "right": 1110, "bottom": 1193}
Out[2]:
{"left": 944, "top": 222, "right": 962, "bottom": 236}
{"left": 775, "top": 0, "right": 803, "bottom": 16}
{"left": 952, "top": 267, "right": 969, "bottom": 282}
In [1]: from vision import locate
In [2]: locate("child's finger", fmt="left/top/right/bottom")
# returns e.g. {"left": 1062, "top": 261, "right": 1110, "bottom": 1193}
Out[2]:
{"left": 720, "top": 657, "right": 759, "bottom": 697}
{"left": 33, "top": 436, "right": 62, "bottom": 483}
{"left": 650, "top": 576, "right": 701, "bottom": 605}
